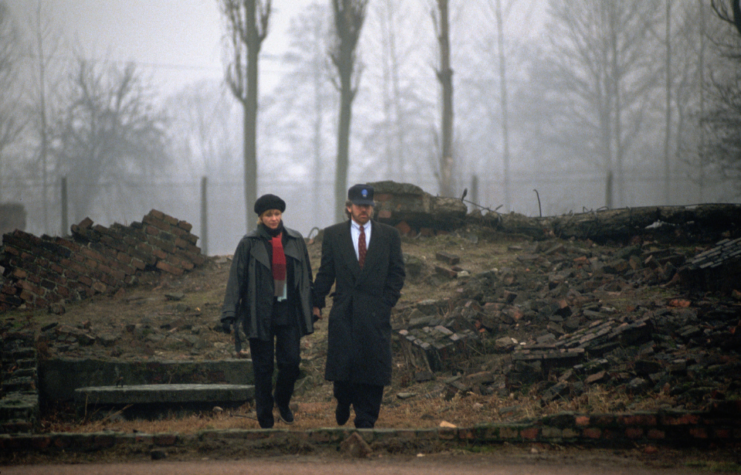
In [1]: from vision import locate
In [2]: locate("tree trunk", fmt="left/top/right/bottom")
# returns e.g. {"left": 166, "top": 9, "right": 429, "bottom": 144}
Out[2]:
{"left": 495, "top": 0, "right": 511, "bottom": 211}
{"left": 335, "top": 73, "right": 353, "bottom": 223}
{"left": 664, "top": 0, "right": 672, "bottom": 205}
{"left": 330, "top": 0, "right": 366, "bottom": 223}
{"left": 436, "top": 0, "right": 454, "bottom": 197}
{"left": 243, "top": 1, "right": 261, "bottom": 232}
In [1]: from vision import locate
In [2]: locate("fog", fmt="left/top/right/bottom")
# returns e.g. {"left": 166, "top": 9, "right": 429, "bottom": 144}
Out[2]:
{"left": 1, "top": 0, "right": 739, "bottom": 255}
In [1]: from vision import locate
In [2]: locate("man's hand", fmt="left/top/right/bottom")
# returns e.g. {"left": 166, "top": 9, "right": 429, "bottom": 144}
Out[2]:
{"left": 221, "top": 318, "right": 234, "bottom": 334}
{"left": 312, "top": 307, "right": 322, "bottom": 323}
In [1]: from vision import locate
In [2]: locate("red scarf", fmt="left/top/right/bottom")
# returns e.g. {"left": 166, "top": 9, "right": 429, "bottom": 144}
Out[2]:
{"left": 271, "top": 233, "right": 286, "bottom": 297}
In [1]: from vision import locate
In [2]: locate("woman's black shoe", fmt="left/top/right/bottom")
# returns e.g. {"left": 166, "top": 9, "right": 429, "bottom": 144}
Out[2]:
{"left": 278, "top": 405, "right": 294, "bottom": 424}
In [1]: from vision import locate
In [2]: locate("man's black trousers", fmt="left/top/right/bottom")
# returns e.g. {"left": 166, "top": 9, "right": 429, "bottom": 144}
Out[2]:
{"left": 333, "top": 381, "right": 384, "bottom": 428}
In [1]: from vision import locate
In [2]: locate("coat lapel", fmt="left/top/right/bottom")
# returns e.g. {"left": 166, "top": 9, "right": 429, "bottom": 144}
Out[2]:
{"left": 339, "top": 220, "right": 361, "bottom": 279}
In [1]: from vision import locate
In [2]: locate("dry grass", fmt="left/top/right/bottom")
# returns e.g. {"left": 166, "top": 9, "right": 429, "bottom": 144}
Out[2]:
{"left": 19, "top": 228, "right": 689, "bottom": 436}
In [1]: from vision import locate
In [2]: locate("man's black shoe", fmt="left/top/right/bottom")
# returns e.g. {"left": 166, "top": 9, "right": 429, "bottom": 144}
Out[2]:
{"left": 335, "top": 403, "right": 350, "bottom": 426}
{"left": 258, "top": 415, "right": 274, "bottom": 429}
{"left": 277, "top": 405, "right": 294, "bottom": 424}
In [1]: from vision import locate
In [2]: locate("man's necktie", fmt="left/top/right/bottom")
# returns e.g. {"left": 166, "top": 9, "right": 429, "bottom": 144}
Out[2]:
{"left": 358, "top": 225, "right": 367, "bottom": 269}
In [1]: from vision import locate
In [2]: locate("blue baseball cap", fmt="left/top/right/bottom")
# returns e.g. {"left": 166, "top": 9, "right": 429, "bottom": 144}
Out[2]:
{"left": 348, "top": 184, "right": 375, "bottom": 206}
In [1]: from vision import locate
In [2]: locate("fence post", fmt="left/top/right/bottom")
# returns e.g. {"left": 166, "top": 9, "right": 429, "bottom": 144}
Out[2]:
{"left": 471, "top": 174, "right": 479, "bottom": 209}
{"left": 200, "top": 176, "right": 208, "bottom": 256}
{"left": 61, "top": 176, "right": 68, "bottom": 237}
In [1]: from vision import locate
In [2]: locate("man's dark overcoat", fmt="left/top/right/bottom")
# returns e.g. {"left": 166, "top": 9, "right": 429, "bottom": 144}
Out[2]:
{"left": 221, "top": 226, "right": 315, "bottom": 351}
{"left": 314, "top": 219, "right": 405, "bottom": 387}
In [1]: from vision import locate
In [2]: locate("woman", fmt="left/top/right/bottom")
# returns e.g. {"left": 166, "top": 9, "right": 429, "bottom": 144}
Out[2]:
{"left": 220, "top": 194, "right": 316, "bottom": 428}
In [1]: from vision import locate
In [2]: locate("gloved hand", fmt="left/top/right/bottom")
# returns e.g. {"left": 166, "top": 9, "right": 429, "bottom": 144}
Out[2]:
{"left": 221, "top": 318, "right": 234, "bottom": 334}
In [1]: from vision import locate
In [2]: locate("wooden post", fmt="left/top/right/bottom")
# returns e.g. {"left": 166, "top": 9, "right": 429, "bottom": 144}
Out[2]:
{"left": 471, "top": 175, "right": 479, "bottom": 208}
{"left": 200, "top": 176, "right": 208, "bottom": 256}
{"left": 61, "top": 176, "right": 68, "bottom": 237}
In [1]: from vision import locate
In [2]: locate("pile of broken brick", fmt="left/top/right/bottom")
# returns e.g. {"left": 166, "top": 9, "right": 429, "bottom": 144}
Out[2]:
{"left": 394, "top": 236, "right": 741, "bottom": 410}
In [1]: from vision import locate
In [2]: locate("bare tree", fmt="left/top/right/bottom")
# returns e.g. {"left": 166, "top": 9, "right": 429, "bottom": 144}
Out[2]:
{"left": 54, "top": 58, "right": 170, "bottom": 222}
{"left": 25, "top": 0, "right": 63, "bottom": 234}
{"left": 701, "top": 1, "right": 741, "bottom": 191}
{"left": 0, "top": 0, "right": 23, "bottom": 198}
{"left": 273, "top": 2, "right": 335, "bottom": 228}
{"left": 329, "top": 0, "right": 368, "bottom": 222}
{"left": 431, "top": 0, "right": 454, "bottom": 197}
{"left": 220, "top": 0, "right": 271, "bottom": 232}
{"left": 711, "top": 0, "right": 741, "bottom": 36}
{"left": 527, "top": 0, "right": 663, "bottom": 208}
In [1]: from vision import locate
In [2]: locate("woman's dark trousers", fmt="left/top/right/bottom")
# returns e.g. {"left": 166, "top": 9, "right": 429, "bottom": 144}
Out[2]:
{"left": 248, "top": 322, "right": 301, "bottom": 428}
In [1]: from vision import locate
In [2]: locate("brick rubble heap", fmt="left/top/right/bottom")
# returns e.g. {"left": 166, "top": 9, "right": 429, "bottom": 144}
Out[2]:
{"left": 0, "top": 210, "right": 203, "bottom": 313}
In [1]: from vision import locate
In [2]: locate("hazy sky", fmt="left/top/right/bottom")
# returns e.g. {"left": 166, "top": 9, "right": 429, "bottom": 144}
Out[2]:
{"left": 7, "top": 0, "right": 314, "bottom": 96}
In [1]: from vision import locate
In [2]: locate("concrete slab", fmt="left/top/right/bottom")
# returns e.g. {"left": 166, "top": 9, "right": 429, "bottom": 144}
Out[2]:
{"left": 75, "top": 383, "right": 254, "bottom": 405}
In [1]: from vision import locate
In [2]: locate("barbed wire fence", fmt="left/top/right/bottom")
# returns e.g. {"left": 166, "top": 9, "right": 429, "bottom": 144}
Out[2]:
{"left": 1, "top": 172, "right": 732, "bottom": 256}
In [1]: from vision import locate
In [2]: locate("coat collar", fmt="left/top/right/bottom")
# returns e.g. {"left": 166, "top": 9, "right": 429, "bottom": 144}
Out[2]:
{"left": 247, "top": 226, "right": 303, "bottom": 269}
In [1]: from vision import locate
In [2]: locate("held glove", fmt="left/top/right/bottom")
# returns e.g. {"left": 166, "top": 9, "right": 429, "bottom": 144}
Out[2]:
{"left": 221, "top": 318, "right": 234, "bottom": 334}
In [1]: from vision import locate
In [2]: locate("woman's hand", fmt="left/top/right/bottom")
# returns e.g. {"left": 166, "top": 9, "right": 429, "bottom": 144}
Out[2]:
{"left": 312, "top": 306, "right": 322, "bottom": 323}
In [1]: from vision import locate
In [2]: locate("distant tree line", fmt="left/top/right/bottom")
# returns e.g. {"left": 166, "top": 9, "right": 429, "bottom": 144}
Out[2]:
{"left": 0, "top": 0, "right": 740, "bottom": 245}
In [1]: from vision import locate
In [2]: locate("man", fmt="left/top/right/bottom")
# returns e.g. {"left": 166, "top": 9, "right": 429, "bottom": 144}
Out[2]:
{"left": 312, "top": 184, "right": 406, "bottom": 428}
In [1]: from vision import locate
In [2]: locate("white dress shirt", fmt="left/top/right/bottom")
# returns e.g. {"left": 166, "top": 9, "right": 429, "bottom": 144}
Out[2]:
{"left": 350, "top": 220, "right": 371, "bottom": 261}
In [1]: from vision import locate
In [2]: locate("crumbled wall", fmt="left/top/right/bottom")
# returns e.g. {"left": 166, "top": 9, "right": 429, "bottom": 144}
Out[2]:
{"left": 0, "top": 210, "right": 203, "bottom": 313}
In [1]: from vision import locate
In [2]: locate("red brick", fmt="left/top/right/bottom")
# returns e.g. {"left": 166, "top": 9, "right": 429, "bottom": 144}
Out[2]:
{"left": 647, "top": 429, "right": 665, "bottom": 439}
{"left": 146, "top": 225, "right": 161, "bottom": 236}
{"left": 713, "top": 429, "right": 731, "bottom": 439}
{"left": 3, "top": 244, "right": 20, "bottom": 256}
{"left": 690, "top": 427, "right": 708, "bottom": 439}
{"left": 576, "top": 415, "right": 590, "bottom": 426}
{"left": 378, "top": 209, "right": 392, "bottom": 219}
{"left": 395, "top": 221, "right": 412, "bottom": 235}
{"left": 590, "top": 415, "right": 616, "bottom": 426}
{"left": 92, "top": 282, "right": 107, "bottom": 293}
{"left": 76, "top": 217, "right": 94, "bottom": 229}
{"left": 583, "top": 428, "right": 602, "bottom": 439}
{"left": 163, "top": 214, "right": 179, "bottom": 226}
{"left": 520, "top": 428, "right": 539, "bottom": 440}
{"left": 56, "top": 238, "right": 81, "bottom": 252}
{"left": 620, "top": 414, "right": 657, "bottom": 426}
{"left": 19, "top": 290, "right": 34, "bottom": 301}
{"left": 625, "top": 428, "right": 644, "bottom": 439}
{"left": 81, "top": 247, "right": 105, "bottom": 262}
{"left": 169, "top": 226, "right": 186, "bottom": 238}
{"left": 662, "top": 413, "right": 700, "bottom": 425}
{"left": 18, "top": 280, "right": 42, "bottom": 294}
{"left": 177, "top": 220, "right": 193, "bottom": 232}
{"left": 458, "top": 428, "right": 475, "bottom": 440}
{"left": 149, "top": 209, "right": 166, "bottom": 220}
{"left": 374, "top": 193, "right": 392, "bottom": 202}
{"left": 152, "top": 248, "right": 168, "bottom": 260}
{"left": 156, "top": 261, "right": 184, "bottom": 276}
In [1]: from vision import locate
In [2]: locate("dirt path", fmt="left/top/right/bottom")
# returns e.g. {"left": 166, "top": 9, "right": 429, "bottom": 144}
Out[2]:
{"left": 0, "top": 452, "right": 716, "bottom": 475}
